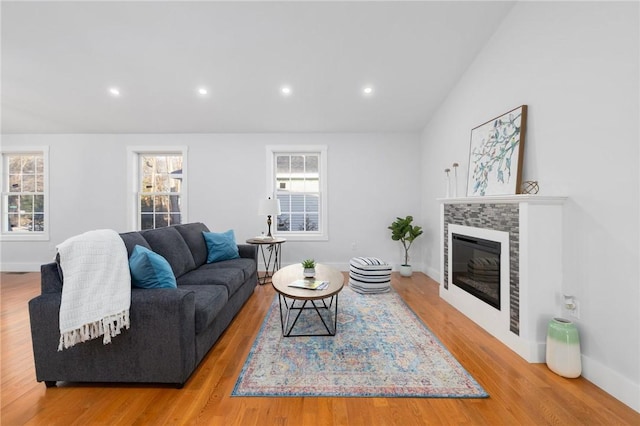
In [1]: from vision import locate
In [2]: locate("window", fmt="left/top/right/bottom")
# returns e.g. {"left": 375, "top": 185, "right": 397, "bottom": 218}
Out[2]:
{"left": 1, "top": 148, "right": 49, "bottom": 241}
{"left": 127, "top": 147, "right": 187, "bottom": 231}
{"left": 267, "top": 145, "right": 328, "bottom": 241}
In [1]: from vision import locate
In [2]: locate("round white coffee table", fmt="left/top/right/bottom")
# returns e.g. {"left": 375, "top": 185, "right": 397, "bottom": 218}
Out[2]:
{"left": 271, "top": 263, "right": 344, "bottom": 337}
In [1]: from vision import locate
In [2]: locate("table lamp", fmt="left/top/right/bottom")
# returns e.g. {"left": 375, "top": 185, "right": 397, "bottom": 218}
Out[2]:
{"left": 258, "top": 197, "right": 281, "bottom": 238}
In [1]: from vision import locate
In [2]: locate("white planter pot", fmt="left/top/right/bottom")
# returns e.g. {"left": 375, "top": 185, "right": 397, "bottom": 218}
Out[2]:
{"left": 399, "top": 265, "right": 412, "bottom": 277}
{"left": 303, "top": 268, "right": 315, "bottom": 278}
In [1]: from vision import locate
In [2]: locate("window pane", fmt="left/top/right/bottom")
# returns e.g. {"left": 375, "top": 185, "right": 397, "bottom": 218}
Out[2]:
{"left": 8, "top": 157, "right": 21, "bottom": 173}
{"left": 168, "top": 195, "right": 181, "bottom": 213}
{"left": 154, "top": 195, "right": 169, "bottom": 212}
{"left": 305, "top": 214, "right": 319, "bottom": 231}
{"left": 33, "top": 214, "right": 44, "bottom": 231}
{"left": 291, "top": 156, "right": 304, "bottom": 174}
{"left": 142, "top": 157, "right": 154, "bottom": 175}
{"left": 155, "top": 157, "right": 167, "bottom": 173}
{"left": 22, "top": 156, "right": 35, "bottom": 173}
{"left": 141, "top": 175, "right": 153, "bottom": 193}
{"left": 276, "top": 155, "right": 290, "bottom": 174}
{"left": 7, "top": 195, "right": 18, "bottom": 212}
{"left": 155, "top": 175, "right": 169, "bottom": 192}
{"left": 169, "top": 177, "right": 182, "bottom": 193}
{"left": 277, "top": 214, "right": 290, "bottom": 231}
{"left": 305, "top": 155, "right": 318, "bottom": 173}
{"left": 140, "top": 195, "right": 153, "bottom": 212}
{"left": 9, "top": 175, "right": 20, "bottom": 192}
{"left": 155, "top": 213, "right": 168, "bottom": 228}
{"left": 23, "top": 174, "right": 35, "bottom": 192}
{"left": 290, "top": 194, "right": 305, "bottom": 212}
{"left": 36, "top": 156, "right": 44, "bottom": 173}
{"left": 34, "top": 195, "right": 44, "bottom": 212}
{"left": 169, "top": 213, "right": 181, "bottom": 225}
{"left": 167, "top": 156, "right": 182, "bottom": 174}
{"left": 8, "top": 214, "right": 19, "bottom": 230}
{"left": 36, "top": 175, "right": 44, "bottom": 192}
{"left": 291, "top": 214, "right": 304, "bottom": 231}
{"left": 306, "top": 194, "right": 319, "bottom": 212}
{"left": 141, "top": 214, "right": 154, "bottom": 230}
{"left": 20, "top": 195, "right": 34, "bottom": 213}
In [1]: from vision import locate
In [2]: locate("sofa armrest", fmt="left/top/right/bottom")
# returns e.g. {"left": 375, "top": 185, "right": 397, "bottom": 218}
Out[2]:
{"left": 238, "top": 244, "right": 258, "bottom": 260}
{"left": 29, "top": 288, "right": 197, "bottom": 386}
{"left": 41, "top": 262, "right": 63, "bottom": 294}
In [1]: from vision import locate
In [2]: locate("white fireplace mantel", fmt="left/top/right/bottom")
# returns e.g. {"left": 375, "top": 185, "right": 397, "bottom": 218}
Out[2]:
{"left": 438, "top": 194, "right": 567, "bottom": 205}
{"left": 439, "top": 195, "right": 567, "bottom": 363}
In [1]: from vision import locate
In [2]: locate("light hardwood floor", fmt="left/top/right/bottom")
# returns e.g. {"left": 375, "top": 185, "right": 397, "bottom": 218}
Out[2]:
{"left": 1, "top": 271, "right": 638, "bottom": 425}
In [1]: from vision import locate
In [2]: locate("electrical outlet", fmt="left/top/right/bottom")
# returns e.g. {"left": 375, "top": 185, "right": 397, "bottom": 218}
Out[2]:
{"left": 568, "top": 299, "right": 580, "bottom": 319}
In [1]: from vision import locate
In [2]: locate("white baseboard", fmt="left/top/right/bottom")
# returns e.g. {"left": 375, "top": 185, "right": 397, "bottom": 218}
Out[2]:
{"left": 1, "top": 262, "right": 41, "bottom": 272}
{"left": 423, "top": 265, "right": 440, "bottom": 282}
{"left": 581, "top": 354, "right": 640, "bottom": 413}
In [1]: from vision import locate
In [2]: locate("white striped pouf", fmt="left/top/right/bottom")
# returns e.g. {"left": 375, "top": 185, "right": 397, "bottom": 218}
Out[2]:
{"left": 349, "top": 257, "right": 392, "bottom": 294}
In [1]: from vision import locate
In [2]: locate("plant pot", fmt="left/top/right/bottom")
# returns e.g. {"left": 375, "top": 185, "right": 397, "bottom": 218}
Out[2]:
{"left": 303, "top": 268, "right": 315, "bottom": 278}
{"left": 399, "top": 265, "right": 412, "bottom": 277}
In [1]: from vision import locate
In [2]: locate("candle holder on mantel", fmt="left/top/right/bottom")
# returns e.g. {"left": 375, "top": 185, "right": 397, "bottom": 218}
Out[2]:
{"left": 444, "top": 168, "right": 451, "bottom": 198}
{"left": 452, "top": 163, "right": 459, "bottom": 198}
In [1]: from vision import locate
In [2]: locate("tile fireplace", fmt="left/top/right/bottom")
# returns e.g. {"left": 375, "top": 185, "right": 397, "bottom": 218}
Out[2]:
{"left": 439, "top": 195, "right": 566, "bottom": 362}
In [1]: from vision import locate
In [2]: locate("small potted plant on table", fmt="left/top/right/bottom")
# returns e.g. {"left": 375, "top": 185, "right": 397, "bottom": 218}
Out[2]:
{"left": 302, "top": 259, "right": 316, "bottom": 278}
{"left": 388, "top": 215, "right": 423, "bottom": 277}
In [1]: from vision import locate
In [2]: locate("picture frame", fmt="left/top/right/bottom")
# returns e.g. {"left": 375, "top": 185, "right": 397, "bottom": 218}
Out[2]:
{"left": 466, "top": 105, "right": 528, "bottom": 197}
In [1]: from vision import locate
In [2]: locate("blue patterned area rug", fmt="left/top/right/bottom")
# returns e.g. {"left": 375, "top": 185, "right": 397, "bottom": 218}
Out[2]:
{"left": 232, "top": 286, "right": 488, "bottom": 398}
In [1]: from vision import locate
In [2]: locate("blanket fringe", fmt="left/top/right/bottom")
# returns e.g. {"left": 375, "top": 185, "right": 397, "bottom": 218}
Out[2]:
{"left": 58, "top": 309, "right": 130, "bottom": 351}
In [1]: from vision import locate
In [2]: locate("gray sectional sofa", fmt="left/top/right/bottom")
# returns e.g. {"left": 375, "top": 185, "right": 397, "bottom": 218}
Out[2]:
{"left": 28, "top": 222, "right": 258, "bottom": 388}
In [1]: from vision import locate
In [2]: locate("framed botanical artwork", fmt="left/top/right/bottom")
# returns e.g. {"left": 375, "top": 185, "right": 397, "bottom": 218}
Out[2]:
{"left": 466, "top": 105, "right": 528, "bottom": 196}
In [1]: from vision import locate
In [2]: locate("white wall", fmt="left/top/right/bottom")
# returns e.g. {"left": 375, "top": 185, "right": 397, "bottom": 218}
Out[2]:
{"left": 0, "top": 133, "right": 422, "bottom": 272}
{"left": 420, "top": 2, "right": 639, "bottom": 411}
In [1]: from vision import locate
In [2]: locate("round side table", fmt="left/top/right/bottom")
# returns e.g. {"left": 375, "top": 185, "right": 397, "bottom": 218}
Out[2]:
{"left": 245, "top": 237, "right": 286, "bottom": 285}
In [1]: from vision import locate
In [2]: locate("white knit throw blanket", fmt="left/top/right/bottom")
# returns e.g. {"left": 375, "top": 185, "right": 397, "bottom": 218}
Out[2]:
{"left": 57, "top": 229, "right": 131, "bottom": 351}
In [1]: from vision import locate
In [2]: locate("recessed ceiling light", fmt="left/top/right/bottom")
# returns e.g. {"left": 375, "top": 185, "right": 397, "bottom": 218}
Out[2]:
{"left": 362, "top": 86, "right": 374, "bottom": 96}
{"left": 108, "top": 87, "right": 121, "bottom": 97}
{"left": 197, "top": 87, "right": 208, "bottom": 96}
{"left": 280, "top": 85, "right": 292, "bottom": 96}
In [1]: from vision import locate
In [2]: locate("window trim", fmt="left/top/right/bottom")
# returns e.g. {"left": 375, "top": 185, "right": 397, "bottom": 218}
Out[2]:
{"left": 126, "top": 146, "right": 188, "bottom": 231}
{"left": 266, "top": 145, "right": 328, "bottom": 241}
{"left": 0, "top": 146, "right": 50, "bottom": 241}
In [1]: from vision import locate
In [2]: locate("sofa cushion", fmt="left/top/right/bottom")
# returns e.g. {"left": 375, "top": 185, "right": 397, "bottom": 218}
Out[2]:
{"left": 177, "top": 267, "right": 245, "bottom": 298}
{"left": 203, "top": 230, "right": 240, "bottom": 263}
{"left": 129, "top": 245, "right": 177, "bottom": 289}
{"left": 174, "top": 223, "right": 210, "bottom": 268}
{"left": 177, "top": 284, "right": 228, "bottom": 334}
{"left": 120, "top": 232, "right": 152, "bottom": 257}
{"left": 199, "top": 258, "right": 257, "bottom": 281}
{"left": 140, "top": 226, "right": 196, "bottom": 278}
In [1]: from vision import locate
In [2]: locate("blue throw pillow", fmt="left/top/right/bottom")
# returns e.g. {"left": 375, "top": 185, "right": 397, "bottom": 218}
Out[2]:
{"left": 203, "top": 230, "right": 240, "bottom": 263}
{"left": 129, "top": 245, "right": 177, "bottom": 289}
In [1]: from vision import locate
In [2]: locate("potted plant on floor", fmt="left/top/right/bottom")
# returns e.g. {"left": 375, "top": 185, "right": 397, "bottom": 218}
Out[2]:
{"left": 388, "top": 215, "right": 423, "bottom": 277}
{"left": 302, "top": 259, "right": 316, "bottom": 278}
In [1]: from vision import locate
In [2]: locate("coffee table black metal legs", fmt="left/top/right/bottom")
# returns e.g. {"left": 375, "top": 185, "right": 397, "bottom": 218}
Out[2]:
{"left": 277, "top": 294, "right": 339, "bottom": 337}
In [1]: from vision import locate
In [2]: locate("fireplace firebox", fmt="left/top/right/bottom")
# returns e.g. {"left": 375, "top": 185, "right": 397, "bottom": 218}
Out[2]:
{"left": 451, "top": 233, "right": 501, "bottom": 310}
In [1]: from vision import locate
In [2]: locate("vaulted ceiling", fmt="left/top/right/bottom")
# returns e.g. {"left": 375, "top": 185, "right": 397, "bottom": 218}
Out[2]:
{"left": 1, "top": 1, "right": 515, "bottom": 134}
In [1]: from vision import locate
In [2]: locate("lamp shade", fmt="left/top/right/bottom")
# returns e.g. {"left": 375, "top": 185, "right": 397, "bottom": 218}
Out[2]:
{"left": 258, "top": 197, "right": 281, "bottom": 216}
